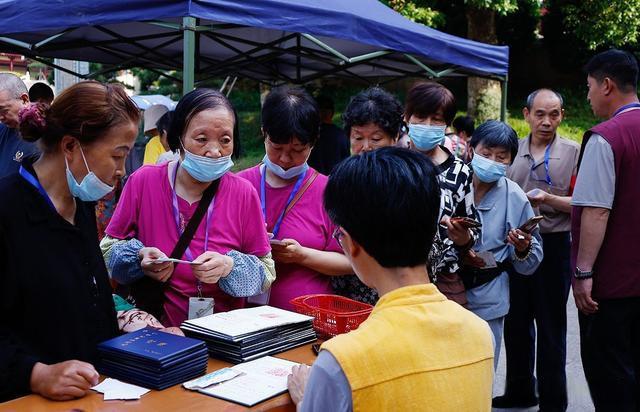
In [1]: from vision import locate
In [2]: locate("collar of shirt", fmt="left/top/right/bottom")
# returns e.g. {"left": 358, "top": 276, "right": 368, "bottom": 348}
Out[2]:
{"left": 520, "top": 133, "right": 562, "bottom": 169}
{"left": 476, "top": 176, "right": 507, "bottom": 211}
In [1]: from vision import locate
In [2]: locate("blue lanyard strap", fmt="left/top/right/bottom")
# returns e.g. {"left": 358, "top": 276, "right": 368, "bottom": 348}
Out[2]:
{"left": 19, "top": 166, "right": 56, "bottom": 210}
{"left": 171, "top": 163, "right": 215, "bottom": 262}
{"left": 613, "top": 102, "right": 640, "bottom": 117}
{"left": 529, "top": 143, "right": 553, "bottom": 187}
{"left": 260, "top": 165, "right": 306, "bottom": 238}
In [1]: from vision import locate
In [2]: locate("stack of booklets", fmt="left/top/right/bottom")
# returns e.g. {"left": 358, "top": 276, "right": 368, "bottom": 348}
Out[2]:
{"left": 97, "top": 328, "right": 209, "bottom": 390}
{"left": 181, "top": 306, "right": 316, "bottom": 363}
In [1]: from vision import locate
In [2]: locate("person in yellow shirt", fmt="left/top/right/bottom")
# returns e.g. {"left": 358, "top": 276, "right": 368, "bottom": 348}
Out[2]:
{"left": 142, "top": 104, "right": 169, "bottom": 165}
{"left": 287, "top": 147, "right": 495, "bottom": 412}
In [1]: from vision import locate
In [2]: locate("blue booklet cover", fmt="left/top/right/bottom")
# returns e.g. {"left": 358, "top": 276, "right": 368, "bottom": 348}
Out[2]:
{"left": 97, "top": 328, "right": 206, "bottom": 364}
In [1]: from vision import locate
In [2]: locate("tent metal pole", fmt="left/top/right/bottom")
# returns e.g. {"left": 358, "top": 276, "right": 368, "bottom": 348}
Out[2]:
{"left": 183, "top": 16, "right": 196, "bottom": 95}
{"left": 34, "top": 29, "right": 75, "bottom": 50}
{"left": 500, "top": 76, "right": 508, "bottom": 122}
{"left": 225, "top": 77, "right": 237, "bottom": 97}
{"left": 0, "top": 37, "right": 31, "bottom": 49}
{"left": 404, "top": 54, "right": 438, "bottom": 78}
{"left": 300, "top": 33, "right": 349, "bottom": 62}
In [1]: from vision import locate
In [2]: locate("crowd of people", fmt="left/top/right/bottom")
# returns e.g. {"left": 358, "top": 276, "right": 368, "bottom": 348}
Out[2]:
{"left": 0, "top": 48, "right": 638, "bottom": 412}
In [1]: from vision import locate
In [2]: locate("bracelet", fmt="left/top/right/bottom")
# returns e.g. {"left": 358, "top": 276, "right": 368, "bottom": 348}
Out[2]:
{"left": 514, "top": 244, "right": 532, "bottom": 261}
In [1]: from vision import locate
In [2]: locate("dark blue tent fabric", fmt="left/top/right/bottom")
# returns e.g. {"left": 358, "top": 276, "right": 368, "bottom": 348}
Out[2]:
{"left": 0, "top": 0, "right": 508, "bottom": 78}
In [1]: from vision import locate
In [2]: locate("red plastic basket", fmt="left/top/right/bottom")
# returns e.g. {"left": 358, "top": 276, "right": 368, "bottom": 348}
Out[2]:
{"left": 290, "top": 294, "right": 373, "bottom": 339}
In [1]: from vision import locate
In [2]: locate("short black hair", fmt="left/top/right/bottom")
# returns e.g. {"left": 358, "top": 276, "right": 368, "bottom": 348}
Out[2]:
{"left": 261, "top": 86, "right": 319, "bottom": 146}
{"left": 167, "top": 88, "right": 241, "bottom": 158}
{"left": 28, "top": 82, "right": 54, "bottom": 103}
{"left": 324, "top": 147, "right": 440, "bottom": 268}
{"left": 452, "top": 115, "right": 475, "bottom": 136}
{"left": 405, "top": 81, "right": 457, "bottom": 125}
{"left": 342, "top": 87, "right": 404, "bottom": 139}
{"left": 469, "top": 120, "right": 519, "bottom": 164}
{"left": 156, "top": 111, "right": 173, "bottom": 137}
{"left": 584, "top": 49, "right": 639, "bottom": 94}
{"left": 525, "top": 89, "right": 564, "bottom": 110}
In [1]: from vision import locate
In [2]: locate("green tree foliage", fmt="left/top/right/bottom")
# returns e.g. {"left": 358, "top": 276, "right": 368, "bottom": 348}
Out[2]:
{"left": 561, "top": 0, "right": 640, "bottom": 49}
{"left": 383, "top": 0, "right": 445, "bottom": 27}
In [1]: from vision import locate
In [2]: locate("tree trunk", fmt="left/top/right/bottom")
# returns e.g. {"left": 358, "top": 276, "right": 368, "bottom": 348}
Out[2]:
{"left": 466, "top": 6, "right": 502, "bottom": 120}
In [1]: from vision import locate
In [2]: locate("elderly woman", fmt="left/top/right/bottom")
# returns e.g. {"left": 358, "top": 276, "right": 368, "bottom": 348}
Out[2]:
{"left": 330, "top": 87, "right": 404, "bottom": 304}
{"left": 238, "top": 87, "right": 351, "bottom": 310}
{"left": 463, "top": 120, "right": 543, "bottom": 366}
{"left": 101, "top": 89, "right": 274, "bottom": 327}
{"left": 404, "top": 82, "right": 479, "bottom": 306}
{"left": 0, "top": 81, "right": 139, "bottom": 401}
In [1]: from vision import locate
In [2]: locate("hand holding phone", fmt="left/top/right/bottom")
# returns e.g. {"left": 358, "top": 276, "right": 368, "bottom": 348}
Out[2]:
{"left": 518, "top": 215, "right": 544, "bottom": 234}
{"left": 449, "top": 217, "right": 482, "bottom": 229}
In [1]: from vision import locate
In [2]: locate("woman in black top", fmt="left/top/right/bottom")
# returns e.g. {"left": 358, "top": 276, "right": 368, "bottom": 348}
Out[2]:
{"left": 0, "top": 81, "right": 140, "bottom": 402}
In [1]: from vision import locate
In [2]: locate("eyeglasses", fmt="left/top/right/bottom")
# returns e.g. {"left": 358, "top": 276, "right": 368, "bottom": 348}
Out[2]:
{"left": 332, "top": 226, "right": 345, "bottom": 244}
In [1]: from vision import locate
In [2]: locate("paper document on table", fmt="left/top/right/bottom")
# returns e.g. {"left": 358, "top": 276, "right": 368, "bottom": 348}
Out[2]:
{"left": 182, "top": 305, "right": 313, "bottom": 339}
{"left": 196, "top": 356, "right": 299, "bottom": 406}
{"left": 92, "top": 377, "right": 150, "bottom": 400}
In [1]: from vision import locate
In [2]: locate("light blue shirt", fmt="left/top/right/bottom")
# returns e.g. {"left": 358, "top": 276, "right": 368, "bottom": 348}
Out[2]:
{"left": 301, "top": 350, "right": 352, "bottom": 412}
{"left": 466, "top": 177, "right": 543, "bottom": 320}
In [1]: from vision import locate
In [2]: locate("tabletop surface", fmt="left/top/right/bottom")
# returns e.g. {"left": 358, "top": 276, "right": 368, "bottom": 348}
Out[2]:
{"left": 0, "top": 343, "right": 318, "bottom": 412}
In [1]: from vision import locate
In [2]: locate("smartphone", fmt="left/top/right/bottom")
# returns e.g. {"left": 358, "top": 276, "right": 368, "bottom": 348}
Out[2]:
{"left": 450, "top": 217, "right": 482, "bottom": 229}
{"left": 269, "top": 239, "right": 288, "bottom": 246}
{"left": 518, "top": 215, "right": 544, "bottom": 233}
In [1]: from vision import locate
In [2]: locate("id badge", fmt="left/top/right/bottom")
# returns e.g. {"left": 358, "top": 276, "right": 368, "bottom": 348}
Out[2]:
{"left": 188, "top": 297, "right": 214, "bottom": 319}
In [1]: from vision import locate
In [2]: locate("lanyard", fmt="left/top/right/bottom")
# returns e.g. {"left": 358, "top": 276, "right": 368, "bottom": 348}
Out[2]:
{"left": 170, "top": 163, "right": 215, "bottom": 263}
{"left": 260, "top": 164, "right": 306, "bottom": 238}
{"left": 19, "top": 166, "right": 56, "bottom": 210}
{"left": 613, "top": 102, "right": 640, "bottom": 117}
{"left": 530, "top": 143, "right": 553, "bottom": 187}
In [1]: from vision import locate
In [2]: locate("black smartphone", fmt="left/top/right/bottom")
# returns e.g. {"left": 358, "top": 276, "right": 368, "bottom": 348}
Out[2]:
{"left": 450, "top": 216, "right": 482, "bottom": 229}
{"left": 518, "top": 215, "right": 544, "bottom": 233}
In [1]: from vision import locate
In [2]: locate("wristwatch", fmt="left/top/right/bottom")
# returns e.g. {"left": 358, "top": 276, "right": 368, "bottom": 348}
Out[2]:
{"left": 574, "top": 267, "right": 594, "bottom": 279}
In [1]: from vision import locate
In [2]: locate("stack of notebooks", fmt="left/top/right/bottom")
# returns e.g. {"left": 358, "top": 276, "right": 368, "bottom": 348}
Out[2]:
{"left": 181, "top": 306, "right": 316, "bottom": 363}
{"left": 97, "top": 328, "right": 208, "bottom": 390}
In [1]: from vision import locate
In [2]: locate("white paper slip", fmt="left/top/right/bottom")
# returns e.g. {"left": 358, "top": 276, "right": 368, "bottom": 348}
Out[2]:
{"left": 475, "top": 251, "right": 498, "bottom": 269}
{"left": 92, "top": 378, "right": 150, "bottom": 401}
{"left": 182, "top": 306, "right": 313, "bottom": 339}
{"left": 183, "top": 367, "right": 244, "bottom": 390}
{"left": 196, "top": 356, "right": 299, "bottom": 406}
{"left": 154, "top": 257, "right": 202, "bottom": 265}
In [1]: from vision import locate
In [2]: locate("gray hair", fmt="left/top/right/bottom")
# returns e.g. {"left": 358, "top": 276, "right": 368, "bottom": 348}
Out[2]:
{"left": 525, "top": 88, "right": 564, "bottom": 110}
{"left": 0, "top": 73, "right": 28, "bottom": 99}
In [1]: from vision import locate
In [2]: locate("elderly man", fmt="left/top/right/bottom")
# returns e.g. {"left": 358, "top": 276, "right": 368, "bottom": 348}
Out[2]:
{"left": 0, "top": 73, "right": 39, "bottom": 178}
{"left": 495, "top": 89, "right": 580, "bottom": 411}
{"left": 572, "top": 49, "right": 640, "bottom": 412}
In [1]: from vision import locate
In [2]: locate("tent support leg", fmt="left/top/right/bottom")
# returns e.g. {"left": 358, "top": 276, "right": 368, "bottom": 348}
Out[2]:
{"left": 500, "top": 76, "right": 508, "bottom": 122}
{"left": 183, "top": 16, "right": 196, "bottom": 95}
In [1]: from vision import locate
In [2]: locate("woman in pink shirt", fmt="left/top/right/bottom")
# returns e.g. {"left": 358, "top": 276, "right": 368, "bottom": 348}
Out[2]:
{"left": 101, "top": 89, "right": 274, "bottom": 327}
{"left": 238, "top": 87, "right": 352, "bottom": 310}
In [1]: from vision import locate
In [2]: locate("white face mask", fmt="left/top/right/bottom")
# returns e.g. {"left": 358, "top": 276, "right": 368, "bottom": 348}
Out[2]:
{"left": 181, "top": 146, "right": 234, "bottom": 182}
{"left": 262, "top": 155, "right": 309, "bottom": 179}
{"left": 65, "top": 145, "right": 114, "bottom": 201}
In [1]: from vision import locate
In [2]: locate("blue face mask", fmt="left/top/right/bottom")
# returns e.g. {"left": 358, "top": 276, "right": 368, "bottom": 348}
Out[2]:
{"left": 262, "top": 155, "right": 309, "bottom": 180}
{"left": 65, "top": 146, "right": 114, "bottom": 201}
{"left": 181, "top": 147, "right": 234, "bottom": 182}
{"left": 408, "top": 124, "right": 446, "bottom": 151}
{"left": 471, "top": 153, "right": 508, "bottom": 183}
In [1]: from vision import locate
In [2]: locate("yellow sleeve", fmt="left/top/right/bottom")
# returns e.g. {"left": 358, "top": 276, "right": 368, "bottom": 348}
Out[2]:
{"left": 143, "top": 136, "right": 165, "bottom": 165}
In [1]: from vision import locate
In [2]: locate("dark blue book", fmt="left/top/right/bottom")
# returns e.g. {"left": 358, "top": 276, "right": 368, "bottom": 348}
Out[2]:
{"left": 97, "top": 328, "right": 207, "bottom": 365}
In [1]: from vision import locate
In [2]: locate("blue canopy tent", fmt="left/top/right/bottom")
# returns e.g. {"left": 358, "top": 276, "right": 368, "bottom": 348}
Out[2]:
{"left": 0, "top": 0, "right": 510, "bottom": 118}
